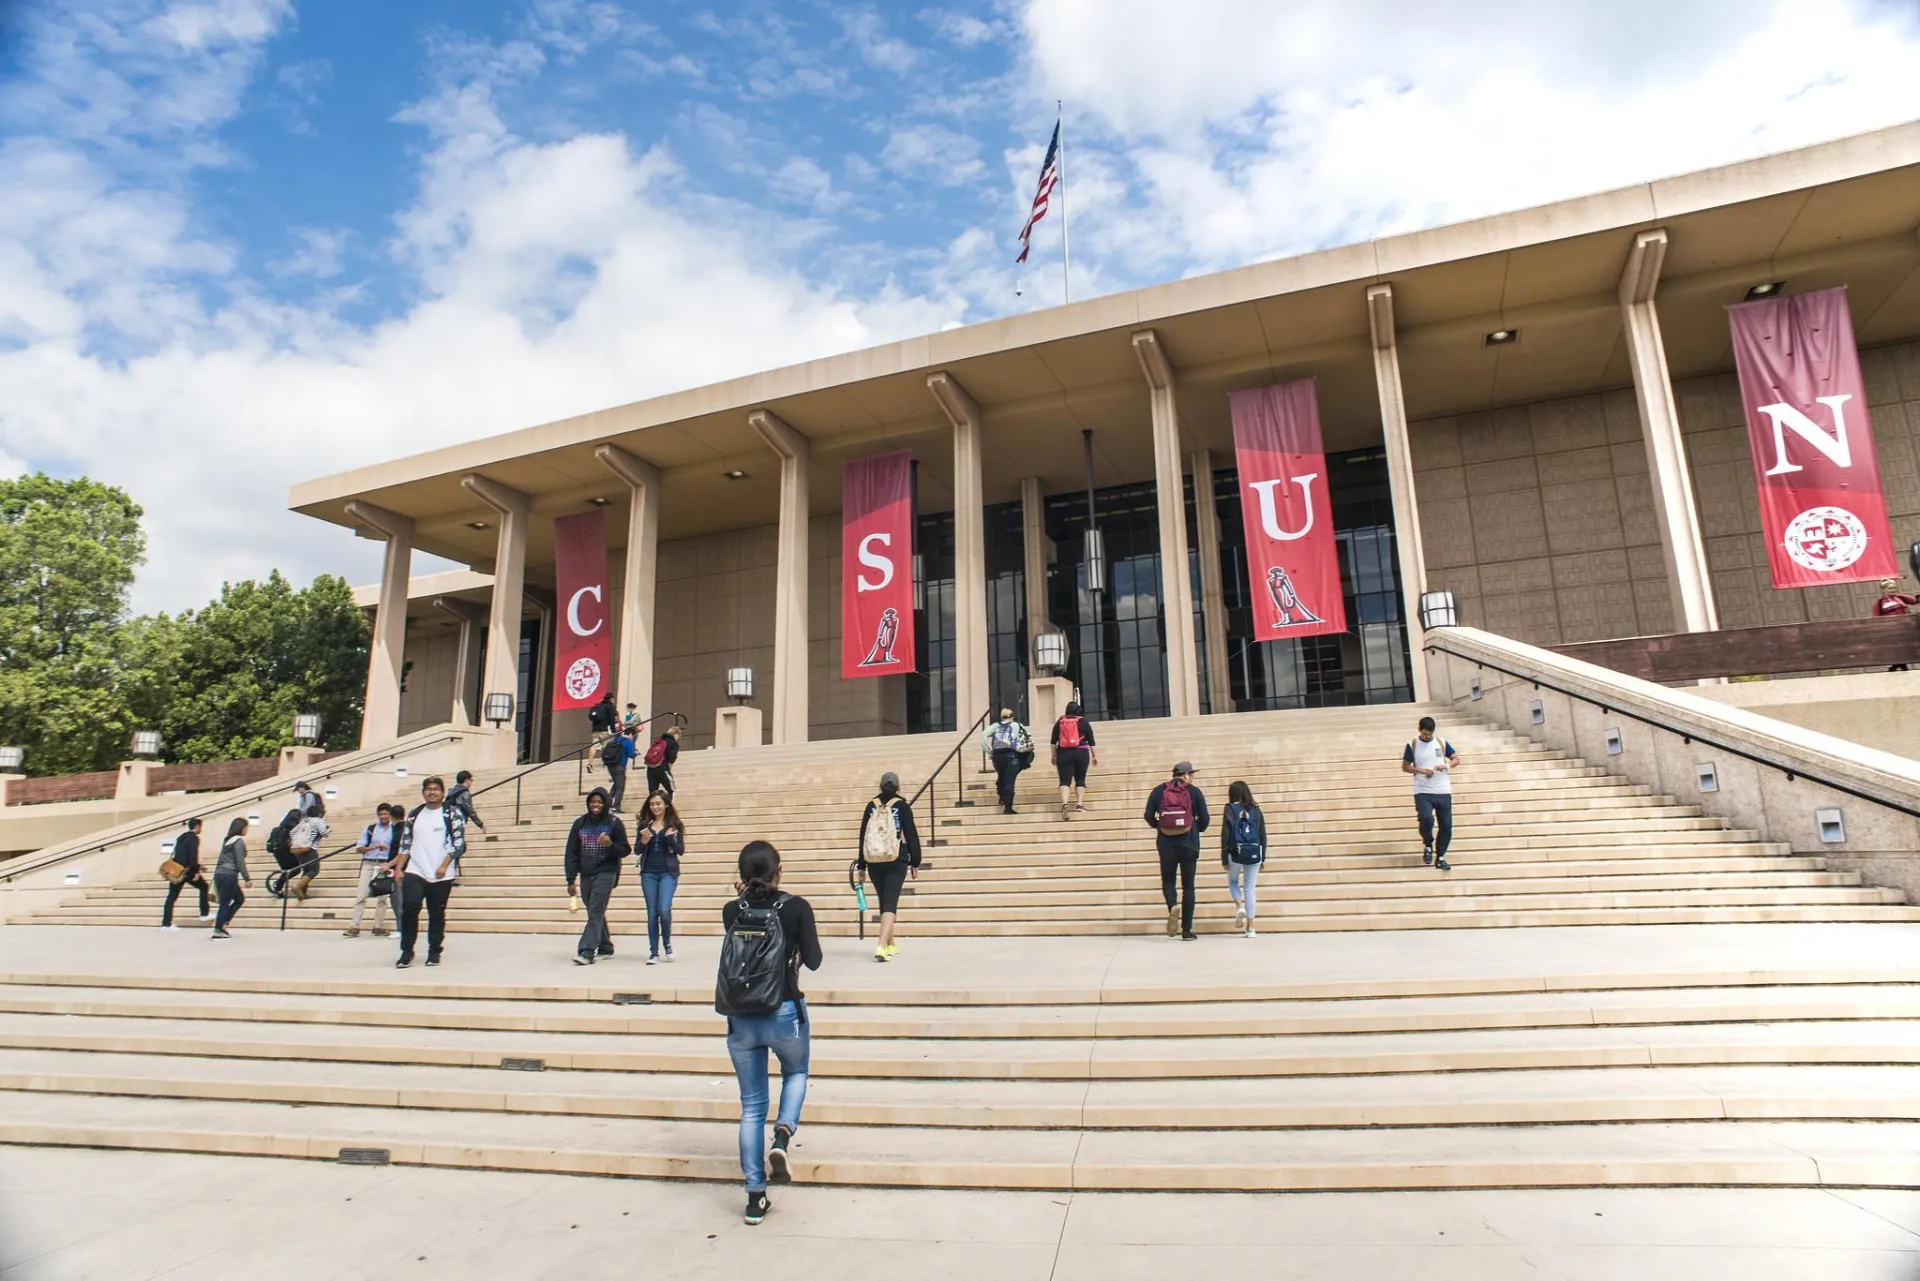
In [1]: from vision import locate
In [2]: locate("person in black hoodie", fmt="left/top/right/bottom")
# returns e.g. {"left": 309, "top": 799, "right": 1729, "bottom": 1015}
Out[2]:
{"left": 161, "top": 817, "right": 211, "bottom": 929}
{"left": 564, "top": 786, "right": 629, "bottom": 965}
{"left": 1144, "top": 761, "right": 1211, "bottom": 940}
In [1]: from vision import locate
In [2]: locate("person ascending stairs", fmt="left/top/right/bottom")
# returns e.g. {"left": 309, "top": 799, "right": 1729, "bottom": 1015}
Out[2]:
{"left": 1145, "top": 761, "right": 1210, "bottom": 940}
{"left": 856, "top": 772, "right": 922, "bottom": 962}
{"left": 1402, "top": 716, "right": 1464, "bottom": 872}
{"left": 1051, "top": 700, "right": 1098, "bottom": 820}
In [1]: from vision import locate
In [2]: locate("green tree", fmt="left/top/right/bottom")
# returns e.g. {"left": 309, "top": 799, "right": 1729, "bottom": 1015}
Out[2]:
{"left": 0, "top": 474, "right": 147, "bottom": 772}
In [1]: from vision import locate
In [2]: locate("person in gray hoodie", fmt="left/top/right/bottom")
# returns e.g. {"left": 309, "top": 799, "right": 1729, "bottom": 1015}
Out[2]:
{"left": 564, "top": 787, "right": 630, "bottom": 965}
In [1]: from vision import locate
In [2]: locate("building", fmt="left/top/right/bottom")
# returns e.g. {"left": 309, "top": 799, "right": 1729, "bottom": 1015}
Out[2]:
{"left": 304, "top": 122, "right": 1920, "bottom": 760}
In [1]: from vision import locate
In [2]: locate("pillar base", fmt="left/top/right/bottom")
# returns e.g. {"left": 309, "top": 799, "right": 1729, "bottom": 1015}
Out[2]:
{"left": 715, "top": 706, "right": 764, "bottom": 750}
{"left": 278, "top": 746, "right": 324, "bottom": 777}
{"left": 115, "top": 761, "right": 154, "bottom": 802}
{"left": 1028, "top": 677, "right": 1076, "bottom": 732}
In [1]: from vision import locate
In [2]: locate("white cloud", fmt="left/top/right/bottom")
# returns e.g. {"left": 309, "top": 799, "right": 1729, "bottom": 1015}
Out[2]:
{"left": 881, "top": 122, "right": 987, "bottom": 184}
{"left": 840, "top": 9, "right": 918, "bottom": 73}
{"left": 267, "top": 226, "right": 346, "bottom": 279}
{"left": 924, "top": 10, "right": 996, "bottom": 47}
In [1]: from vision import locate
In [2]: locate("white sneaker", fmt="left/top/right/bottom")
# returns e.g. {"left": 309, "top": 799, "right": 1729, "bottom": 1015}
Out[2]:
{"left": 160, "top": 924, "right": 178, "bottom": 931}
{"left": 1245, "top": 924, "right": 1257, "bottom": 938}
{"left": 1232, "top": 908, "right": 1246, "bottom": 933}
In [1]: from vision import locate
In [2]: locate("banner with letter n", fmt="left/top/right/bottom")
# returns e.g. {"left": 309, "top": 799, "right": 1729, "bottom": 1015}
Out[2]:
{"left": 1728, "top": 285, "right": 1896, "bottom": 590}
{"left": 841, "top": 450, "right": 917, "bottom": 679}
{"left": 1229, "top": 378, "right": 1348, "bottom": 640}
{"left": 552, "top": 508, "right": 613, "bottom": 709}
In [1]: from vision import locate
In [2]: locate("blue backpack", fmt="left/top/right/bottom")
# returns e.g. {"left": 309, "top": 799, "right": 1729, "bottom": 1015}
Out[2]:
{"left": 1228, "top": 803, "right": 1262, "bottom": 865}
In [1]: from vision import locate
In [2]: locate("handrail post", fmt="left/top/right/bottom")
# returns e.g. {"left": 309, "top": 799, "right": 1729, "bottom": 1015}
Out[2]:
{"left": 278, "top": 881, "right": 289, "bottom": 932}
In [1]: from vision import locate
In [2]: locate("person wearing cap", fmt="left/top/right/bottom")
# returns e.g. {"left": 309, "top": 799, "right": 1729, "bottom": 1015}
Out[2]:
{"left": 1872, "top": 578, "right": 1917, "bottom": 670}
{"left": 982, "top": 708, "right": 1033, "bottom": 815}
{"left": 1143, "top": 762, "right": 1210, "bottom": 940}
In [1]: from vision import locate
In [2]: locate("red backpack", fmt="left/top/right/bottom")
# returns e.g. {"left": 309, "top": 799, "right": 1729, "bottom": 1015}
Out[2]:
{"left": 1157, "top": 780, "right": 1194, "bottom": 836}
{"left": 643, "top": 738, "right": 668, "bottom": 767}
{"left": 1056, "top": 716, "right": 1083, "bottom": 749}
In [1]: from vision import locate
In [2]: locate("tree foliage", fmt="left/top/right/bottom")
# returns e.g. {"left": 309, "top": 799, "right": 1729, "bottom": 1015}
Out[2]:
{"left": 0, "top": 473, "right": 371, "bottom": 772}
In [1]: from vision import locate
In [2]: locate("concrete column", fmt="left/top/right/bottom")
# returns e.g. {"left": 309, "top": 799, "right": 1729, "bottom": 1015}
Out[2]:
{"left": 1187, "top": 448, "right": 1233, "bottom": 714}
{"left": 929, "top": 372, "right": 990, "bottom": 723}
{"left": 343, "top": 500, "right": 414, "bottom": 748}
{"left": 459, "top": 474, "right": 531, "bottom": 739}
{"left": 1131, "top": 329, "right": 1201, "bottom": 718}
{"left": 1020, "top": 476, "right": 1054, "bottom": 646}
{"left": 527, "top": 586, "right": 556, "bottom": 761}
{"left": 1366, "top": 285, "right": 1433, "bottom": 701}
{"left": 747, "top": 410, "right": 810, "bottom": 744}
{"left": 431, "top": 597, "right": 486, "bottom": 726}
{"left": 594, "top": 444, "right": 662, "bottom": 720}
{"left": 1619, "top": 229, "right": 1719, "bottom": 633}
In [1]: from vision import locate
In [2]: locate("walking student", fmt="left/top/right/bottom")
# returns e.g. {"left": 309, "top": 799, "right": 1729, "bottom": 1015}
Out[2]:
{"left": 564, "top": 786, "right": 629, "bottom": 965}
{"left": 344, "top": 803, "right": 397, "bottom": 938}
{"left": 856, "top": 772, "right": 921, "bottom": 962}
{"left": 286, "top": 795, "right": 329, "bottom": 901}
{"left": 446, "top": 770, "right": 486, "bottom": 832}
{"left": 983, "top": 708, "right": 1032, "bottom": 814}
{"left": 635, "top": 789, "right": 684, "bottom": 964}
{"left": 643, "top": 724, "right": 682, "bottom": 799}
{"left": 1144, "top": 762, "right": 1210, "bottom": 940}
{"left": 210, "top": 816, "right": 251, "bottom": 939}
{"left": 1220, "top": 780, "right": 1267, "bottom": 938}
{"left": 161, "top": 817, "right": 211, "bottom": 929}
{"left": 1403, "top": 716, "right": 1463, "bottom": 872}
{"left": 1051, "top": 700, "right": 1097, "bottom": 820}
{"left": 716, "top": 840, "right": 822, "bottom": 1226}
{"left": 389, "top": 775, "right": 467, "bottom": 968}
{"left": 600, "top": 729, "right": 638, "bottom": 813}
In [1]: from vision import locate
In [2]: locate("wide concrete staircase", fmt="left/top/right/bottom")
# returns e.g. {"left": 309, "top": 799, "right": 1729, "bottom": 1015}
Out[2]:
{"left": 26, "top": 704, "right": 1919, "bottom": 936}
{"left": 0, "top": 953, "right": 1915, "bottom": 1190}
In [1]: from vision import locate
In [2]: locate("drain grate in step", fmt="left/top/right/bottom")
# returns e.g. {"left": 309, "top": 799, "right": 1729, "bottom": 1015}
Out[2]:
{"left": 610, "top": 993, "right": 653, "bottom": 1005}
{"left": 499, "top": 1057, "right": 546, "bottom": 1072}
{"left": 337, "top": 1148, "right": 391, "bottom": 1166}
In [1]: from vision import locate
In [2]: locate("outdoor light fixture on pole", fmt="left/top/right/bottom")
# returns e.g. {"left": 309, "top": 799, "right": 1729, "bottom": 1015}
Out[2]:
{"left": 483, "top": 692, "right": 515, "bottom": 729}
{"left": 130, "top": 730, "right": 161, "bottom": 758}
{"left": 726, "top": 667, "right": 755, "bottom": 705}
{"left": 1081, "top": 429, "right": 1105, "bottom": 597}
{"left": 291, "top": 713, "right": 322, "bottom": 744}
{"left": 1418, "top": 590, "right": 1460, "bottom": 629}
{"left": 1034, "top": 631, "right": 1069, "bottom": 673}
{"left": 0, "top": 747, "right": 23, "bottom": 773}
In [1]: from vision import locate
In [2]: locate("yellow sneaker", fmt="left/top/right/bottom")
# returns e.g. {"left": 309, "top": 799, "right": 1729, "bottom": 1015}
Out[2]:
{"left": 873, "top": 945, "right": 889, "bottom": 963}
{"left": 884, "top": 943, "right": 900, "bottom": 958}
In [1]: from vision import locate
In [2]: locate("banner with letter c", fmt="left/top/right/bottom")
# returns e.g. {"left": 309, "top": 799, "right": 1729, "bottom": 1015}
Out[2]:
{"left": 841, "top": 450, "right": 917, "bottom": 680}
{"left": 1230, "top": 378, "right": 1348, "bottom": 640}
{"left": 552, "top": 508, "right": 613, "bottom": 709}
{"left": 1728, "top": 285, "right": 1896, "bottom": 590}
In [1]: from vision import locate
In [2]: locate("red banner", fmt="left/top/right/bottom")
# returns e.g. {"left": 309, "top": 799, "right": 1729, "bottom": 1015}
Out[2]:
{"left": 1230, "top": 379, "right": 1348, "bottom": 640}
{"left": 1729, "top": 286, "right": 1896, "bottom": 589}
{"left": 552, "top": 509, "right": 613, "bottom": 709}
{"left": 841, "top": 450, "right": 916, "bottom": 680}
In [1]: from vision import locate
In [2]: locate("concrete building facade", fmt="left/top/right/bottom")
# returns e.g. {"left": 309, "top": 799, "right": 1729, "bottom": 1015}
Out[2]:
{"left": 315, "top": 123, "right": 1920, "bottom": 758}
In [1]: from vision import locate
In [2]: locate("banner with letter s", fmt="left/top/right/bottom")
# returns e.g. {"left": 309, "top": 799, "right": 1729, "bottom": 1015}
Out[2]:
{"left": 841, "top": 450, "right": 916, "bottom": 679}
{"left": 1230, "top": 378, "right": 1347, "bottom": 640}
{"left": 552, "top": 509, "right": 613, "bottom": 709}
{"left": 1729, "top": 286, "right": 1896, "bottom": 589}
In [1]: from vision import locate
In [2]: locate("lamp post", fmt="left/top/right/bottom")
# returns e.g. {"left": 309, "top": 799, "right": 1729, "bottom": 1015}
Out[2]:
{"left": 483, "top": 692, "right": 515, "bottom": 729}
{"left": 0, "top": 746, "right": 23, "bottom": 773}
{"left": 1034, "top": 631, "right": 1069, "bottom": 673}
{"left": 129, "top": 730, "right": 161, "bottom": 758}
{"left": 1418, "top": 590, "right": 1459, "bottom": 629}
{"left": 726, "top": 668, "right": 755, "bottom": 705}
{"left": 291, "top": 712, "right": 322, "bottom": 744}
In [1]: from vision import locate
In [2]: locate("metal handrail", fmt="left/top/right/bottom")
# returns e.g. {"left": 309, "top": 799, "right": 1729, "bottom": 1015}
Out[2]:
{"left": 1, "top": 730, "right": 469, "bottom": 883}
{"left": 908, "top": 707, "right": 993, "bottom": 818}
{"left": 1424, "top": 639, "right": 1920, "bottom": 821}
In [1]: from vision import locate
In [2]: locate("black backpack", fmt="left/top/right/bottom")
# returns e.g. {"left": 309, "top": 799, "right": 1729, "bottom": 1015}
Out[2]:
{"left": 714, "top": 894, "right": 791, "bottom": 1016}
{"left": 600, "top": 737, "right": 624, "bottom": 768}
{"left": 264, "top": 811, "right": 296, "bottom": 859}
{"left": 589, "top": 702, "right": 615, "bottom": 732}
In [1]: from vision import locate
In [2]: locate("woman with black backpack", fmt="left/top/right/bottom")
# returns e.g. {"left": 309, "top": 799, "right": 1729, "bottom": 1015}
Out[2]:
{"left": 716, "top": 841, "right": 822, "bottom": 1227}
{"left": 1220, "top": 779, "right": 1268, "bottom": 938}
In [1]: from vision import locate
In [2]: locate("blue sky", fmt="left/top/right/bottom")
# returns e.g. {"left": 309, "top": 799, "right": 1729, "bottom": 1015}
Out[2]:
{"left": 3, "top": 0, "right": 1919, "bottom": 611}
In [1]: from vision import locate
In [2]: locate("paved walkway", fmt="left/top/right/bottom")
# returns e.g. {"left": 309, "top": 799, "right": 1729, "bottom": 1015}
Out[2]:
{"left": 1, "top": 1146, "right": 1915, "bottom": 1280}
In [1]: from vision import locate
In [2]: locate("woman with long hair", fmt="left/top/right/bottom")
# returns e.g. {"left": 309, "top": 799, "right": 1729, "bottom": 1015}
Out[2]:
{"left": 719, "top": 841, "right": 822, "bottom": 1226}
{"left": 210, "top": 816, "right": 252, "bottom": 939}
{"left": 855, "top": 772, "right": 921, "bottom": 963}
{"left": 1220, "top": 779, "right": 1268, "bottom": 938}
{"left": 1050, "top": 700, "right": 1097, "bottom": 820}
{"left": 635, "top": 789, "right": 685, "bottom": 964}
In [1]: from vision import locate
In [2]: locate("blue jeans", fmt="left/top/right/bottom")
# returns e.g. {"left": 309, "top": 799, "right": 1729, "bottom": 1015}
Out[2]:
{"left": 726, "top": 1000, "right": 810, "bottom": 1191}
{"left": 1226, "top": 860, "right": 1259, "bottom": 921}
{"left": 641, "top": 870, "right": 677, "bottom": 956}
{"left": 1416, "top": 793, "right": 1453, "bottom": 857}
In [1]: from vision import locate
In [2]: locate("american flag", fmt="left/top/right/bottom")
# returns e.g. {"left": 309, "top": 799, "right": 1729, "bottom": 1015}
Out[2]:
{"left": 1015, "top": 121, "right": 1060, "bottom": 264}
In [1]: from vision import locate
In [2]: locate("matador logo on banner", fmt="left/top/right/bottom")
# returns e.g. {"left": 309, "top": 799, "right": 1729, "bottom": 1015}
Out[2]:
{"left": 841, "top": 450, "right": 917, "bottom": 680}
{"left": 1230, "top": 378, "right": 1348, "bottom": 640}
{"left": 1728, "top": 286, "right": 1896, "bottom": 590}
{"left": 552, "top": 509, "right": 613, "bottom": 709}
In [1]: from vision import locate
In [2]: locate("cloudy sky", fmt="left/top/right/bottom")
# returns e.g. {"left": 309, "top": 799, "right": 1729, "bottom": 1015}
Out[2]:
{"left": 3, "top": 0, "right": 1919, "bottom": 612}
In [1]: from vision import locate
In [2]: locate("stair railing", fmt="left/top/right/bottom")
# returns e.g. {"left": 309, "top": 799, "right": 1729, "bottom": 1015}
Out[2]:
{"left": 907, "top": 708, "right": 993, "bottom": 842}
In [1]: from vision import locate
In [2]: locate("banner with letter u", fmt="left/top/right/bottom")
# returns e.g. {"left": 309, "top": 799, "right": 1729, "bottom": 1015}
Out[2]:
{"left": 841, "top": 450, "right": 917, "bottom": 679}
{"left": 552, "top": 508, "right": 612, "bottom": 709}
{"left": 1230, "top": 378, "right": 1347, "bottom": 640}
{"left": 1728, "top": 286, "right": 1895, "bottom": 590}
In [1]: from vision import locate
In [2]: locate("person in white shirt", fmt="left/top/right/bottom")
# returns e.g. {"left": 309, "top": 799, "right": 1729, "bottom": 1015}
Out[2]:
{"left": 1401, "top": 716, "right": 1463, "bottom": 871}
{"left": 344, "top": 803, "right": 397, "bottom": 938}
{"left": 385, "top": 776, "right": 467, "bottom": 968}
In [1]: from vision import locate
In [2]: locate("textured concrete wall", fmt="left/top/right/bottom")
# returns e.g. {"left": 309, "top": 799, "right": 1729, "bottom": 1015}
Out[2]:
{"left": 1413, "top": 337, "right": 1920, "bottom": 646}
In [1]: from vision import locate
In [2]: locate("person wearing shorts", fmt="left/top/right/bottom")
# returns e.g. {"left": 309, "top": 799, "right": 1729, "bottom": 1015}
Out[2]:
{"left": 1050, "top": 701, "right": 1097, "bottom": 821}
{"left": 855, "top": 772, "right": 922, "bottom": 962}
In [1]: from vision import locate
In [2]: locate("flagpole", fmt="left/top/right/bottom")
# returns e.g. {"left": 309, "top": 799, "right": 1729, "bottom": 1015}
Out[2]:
{"left": 1056, "top": 101, "right": 1071, "bottom": 304}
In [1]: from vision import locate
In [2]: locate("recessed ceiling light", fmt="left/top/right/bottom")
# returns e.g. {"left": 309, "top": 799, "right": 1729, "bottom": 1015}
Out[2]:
{"left": 588, "top": 497, "right": 610, "bottom": 506}
{"left": 1745, "top": 281, "right": 1785, "bottom": 299}
{"left": 468, "top": 521, "right": 488, "bottom": 530}
{"left": 723, "top": 469, "right": 747, "bottom": 480}
{"left": 1485, "top": 329, "right": 1518, "bottom": 346}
